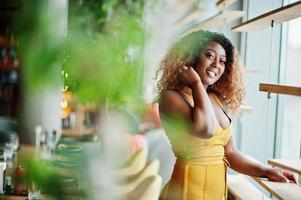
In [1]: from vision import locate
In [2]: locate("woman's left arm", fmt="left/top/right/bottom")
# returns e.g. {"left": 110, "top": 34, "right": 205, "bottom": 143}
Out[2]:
{"left": 225, "top": 137, "right": 297, "bottom": 183}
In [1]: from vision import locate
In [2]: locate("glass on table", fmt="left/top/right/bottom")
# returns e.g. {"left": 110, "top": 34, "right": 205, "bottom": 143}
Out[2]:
{"left": 28, "top": 181, "right": 41, "bottom": 200}
{"left": 0, "top": 130, "right": 19, "bottom": 160}
{"left": 3, "top": 143, "right": 14, "bottom": 161}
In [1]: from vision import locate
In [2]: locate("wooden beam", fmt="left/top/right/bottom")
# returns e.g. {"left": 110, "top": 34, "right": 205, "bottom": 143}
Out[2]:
{"left": 268, "top": 159, "right": 301, "bottom": 175}
{"left": 183, "top": 10, "right": 245, "bottom": 35}
{"left": 259, "top": 83, "right": 301, "bottom": 96}
{"left": 169, "top": 0, "right": 196, "bottom": 13}
{"left": 239, "top": 105, "right": 253, "bottom": 113}
{"left": 252, "top": 177, "right": 301, "bottom": 200}
{"left": 176, "top": 8, "right": 207, "bottom": 26}
{"left": 216, "top": 0, "right": 237, "bottom": 9}
{"left": 232, "top": 1, "right": 301, "bottom": 32}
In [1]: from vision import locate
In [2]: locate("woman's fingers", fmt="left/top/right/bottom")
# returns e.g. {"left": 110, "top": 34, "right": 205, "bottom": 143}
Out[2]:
{"left": 276, "top": 171, "right": 289, "bottom": 182}
{"left": 276, "top": 170, "right": 297, "bottom": 184}
{"left": 283, "top": 172, "right": 297, "bottom": 184}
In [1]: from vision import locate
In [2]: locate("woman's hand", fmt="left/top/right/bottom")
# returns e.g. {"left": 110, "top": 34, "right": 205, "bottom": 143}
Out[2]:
{"left": 178, "top": 65, "right": 201, "bottom": 87}
{"left": 265, "top": 168, "right": 297, "bottom": 184}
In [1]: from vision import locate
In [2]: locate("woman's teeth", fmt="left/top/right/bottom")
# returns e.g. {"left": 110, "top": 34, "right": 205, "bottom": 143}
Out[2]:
{"left": 206, "top": 70, "right": 216, "bottom": 78}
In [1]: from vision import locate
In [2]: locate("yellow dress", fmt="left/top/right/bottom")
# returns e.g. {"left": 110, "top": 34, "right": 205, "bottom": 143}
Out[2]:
{"left": 160, "top": 91, "right": 232, "bottom": 200}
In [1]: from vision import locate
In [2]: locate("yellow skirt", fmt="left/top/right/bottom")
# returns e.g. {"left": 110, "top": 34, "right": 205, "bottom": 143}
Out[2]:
{"left": 160, "top": 161, "right": 227, "bottom": 200}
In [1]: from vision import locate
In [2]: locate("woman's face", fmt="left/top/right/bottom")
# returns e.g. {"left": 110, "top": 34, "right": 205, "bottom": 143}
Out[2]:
{"left": 195, "top": 42, "right": 226, "bottom": 88}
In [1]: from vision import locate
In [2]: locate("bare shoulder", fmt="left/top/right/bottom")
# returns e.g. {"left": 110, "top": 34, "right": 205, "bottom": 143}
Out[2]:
{"left": 159, "top": 89, "right": 191, "bottom": 118}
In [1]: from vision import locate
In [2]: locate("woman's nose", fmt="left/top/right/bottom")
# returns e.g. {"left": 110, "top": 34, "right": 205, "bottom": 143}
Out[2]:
{"left": 211, "top": 58, "right": 218, "bottom": 68}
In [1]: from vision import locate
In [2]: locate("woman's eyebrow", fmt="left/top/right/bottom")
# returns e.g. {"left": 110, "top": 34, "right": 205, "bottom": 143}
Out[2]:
{"left": 205, "top": 48, "right": 226, "bottom": 58}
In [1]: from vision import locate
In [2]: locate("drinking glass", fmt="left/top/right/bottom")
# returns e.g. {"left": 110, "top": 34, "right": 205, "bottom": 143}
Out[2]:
{"left": 28, "top": 182, "right": 41, "bottom": 200}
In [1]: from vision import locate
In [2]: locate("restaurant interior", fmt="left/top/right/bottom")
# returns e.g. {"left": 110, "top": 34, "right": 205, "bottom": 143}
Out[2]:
{"left": 0, "top": 0, "right": 301, "bottom": 199}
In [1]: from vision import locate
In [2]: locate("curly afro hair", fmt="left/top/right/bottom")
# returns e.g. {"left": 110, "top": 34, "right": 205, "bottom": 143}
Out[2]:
{"left": 155, "top": 30, "right": 246, "bottom": 113}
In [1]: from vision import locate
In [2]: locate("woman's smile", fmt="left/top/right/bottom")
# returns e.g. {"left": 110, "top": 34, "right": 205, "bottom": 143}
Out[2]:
{"left": 196, "top": 42, "right": 226, "bottom": 88}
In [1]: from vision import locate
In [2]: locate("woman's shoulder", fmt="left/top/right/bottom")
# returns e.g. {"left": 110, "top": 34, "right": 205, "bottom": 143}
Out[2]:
{"left": 159, "top": 89, "right": 184, "bottom": 105}
{"left": 210, "top": 91, "right": 231, "bottom": 115}
{"left": 159, "top": 89, "right": 191, "bottom": 116}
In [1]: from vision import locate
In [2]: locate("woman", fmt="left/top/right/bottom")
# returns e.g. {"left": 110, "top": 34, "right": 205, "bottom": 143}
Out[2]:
{"left": 156, "top": 31, "right": 296, "bottom": 200}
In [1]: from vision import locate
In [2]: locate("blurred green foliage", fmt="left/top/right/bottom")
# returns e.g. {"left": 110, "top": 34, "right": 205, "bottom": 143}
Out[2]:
{"left": 16, "top": 0, "right": 147, "bottom": 110}
{"left": 64, "top": 0, "right": 146, "bottom": 109}
{"left": 11, "top": 0, "right": 160, "bottom": 198}
{"left": 16, "top": 1, "right": 64, "bottom": 90}
{"left": 21, "top": 156, "right": 65, "bottom": 199}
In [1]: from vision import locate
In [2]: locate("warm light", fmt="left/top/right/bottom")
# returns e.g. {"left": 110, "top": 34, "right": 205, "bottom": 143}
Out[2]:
{"left": 61, "top": 99, "right": 68, "bottom": 109}
{"left": 62, "top": 86, "right": 68, "bottom": 92}
{"left": 62, "top": 91, "right": 73, "bottom": 101}
{"left": 61, "top": 106, "right": 72, "bottom": 119}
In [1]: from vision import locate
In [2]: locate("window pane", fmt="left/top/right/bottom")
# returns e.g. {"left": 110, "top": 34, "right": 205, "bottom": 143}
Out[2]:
{"left": 279, "top": 17, "right": 301, "bottom": 158}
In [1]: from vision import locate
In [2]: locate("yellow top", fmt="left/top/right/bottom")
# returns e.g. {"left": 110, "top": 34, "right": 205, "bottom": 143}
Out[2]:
{"left": 165, "top": 90, "right": 232, "bottom": 165}
{"left": 160, "top": 90, "right": 232, "bottom": 200}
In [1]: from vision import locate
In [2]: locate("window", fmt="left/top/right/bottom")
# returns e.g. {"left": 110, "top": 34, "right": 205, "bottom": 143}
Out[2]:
{"left": 277, "top": 16, "right": 301, "bottom": 158}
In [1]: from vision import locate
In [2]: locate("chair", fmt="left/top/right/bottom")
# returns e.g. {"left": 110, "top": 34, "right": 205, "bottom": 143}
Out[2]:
{"left": 115, "top": 149, "right": 148, "bottom": 177}
{"left": 125, "top": 175, "right": 162, "bottom": 200}
{"left": 115, "top": 159, "right": 160, "bottom": 195}
{"left": 114, "top": 175, "right": 162, "bottom": 200}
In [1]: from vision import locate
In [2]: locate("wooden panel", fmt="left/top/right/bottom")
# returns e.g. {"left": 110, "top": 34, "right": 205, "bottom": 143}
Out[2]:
{"left": 239, "top": 105, "right": 253, "bottom": 113}
{"left": 252, "top": 177, "right": 301, "bottom": 200}
{"left": 259, "top": 83, "right": 301, "bottom": 96}
{"left": 176, "top": 8, "right": 207, "bottom": 26}
{"left": 184, "top": 11, "right": 245, "bottom": 34}
{"left": 216, "top": 0, "right": 237, "bottom": 9}
{"left": 232, "top": 1, "right": 301, "bottom": 32}
{"left": 169, "top": 0, "right": 196, "bottom": 13}
{"left": 268, "top": 159, "right": 301, "bottom": 175}
{"left": 227, "top": 174, "right": 265, "bottom": 200}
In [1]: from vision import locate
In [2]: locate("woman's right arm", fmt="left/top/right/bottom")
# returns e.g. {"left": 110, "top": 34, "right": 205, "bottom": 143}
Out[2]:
{"left": 179, "top": 66, "right": 216, "bottom": 138}
{"left": 190, "top": 81, "right": 216, "bottom": 138}
{"left": 159, "top": 67, "right": 216, "bottom": 138}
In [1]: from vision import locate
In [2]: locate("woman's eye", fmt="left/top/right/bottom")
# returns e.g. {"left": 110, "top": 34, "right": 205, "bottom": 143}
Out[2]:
{"left": 206, "top": 53, "right": 214, "bottom": 59}
{"left": 220, "top": 60, "right": 226, "bottom": 66}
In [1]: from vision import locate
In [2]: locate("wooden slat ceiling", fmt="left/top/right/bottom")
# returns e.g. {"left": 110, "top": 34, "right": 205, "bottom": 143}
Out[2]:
{"left": 232, "top": 1, "right": 301, "bottom": 31}
{"left": 183, "top": 10, "right": 245, "bottom": 35}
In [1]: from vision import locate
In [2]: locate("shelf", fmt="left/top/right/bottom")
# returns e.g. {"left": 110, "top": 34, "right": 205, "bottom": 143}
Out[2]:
{"left": 0, "top": 64, "right": 19, "bottom": 71}
{"left": 259, "top": 83, "right": 301, "bottom": 96}
{"left": 176, "top": 8, "right": 207, "bottom": 26}
{"left": 0, "top": 37, "right": 11, "bottom": 48}
{"left": 268, "top": 159, "right": 301, "bottom": 175}
{"left": 227, "top": 174, "right": 266, "bottom": 200}
{"left": 252, "top": 177, "right": 301, "bottom": 200}
{"left": 232, "top": 1, "right": 301, "bottom": 32}
{"left": 184, "top": 10, "right": 245, "bottom": 34}
{"left": 216, "top": 0, "right": 237, "bottom": 9}
{"left": 239, "top": 105, "right": 253, "bottom": 113}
